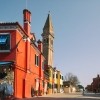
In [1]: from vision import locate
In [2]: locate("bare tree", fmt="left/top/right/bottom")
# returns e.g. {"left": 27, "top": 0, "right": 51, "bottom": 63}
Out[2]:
{"left": 64, "top": 73, "right": 80, "bottom": 87}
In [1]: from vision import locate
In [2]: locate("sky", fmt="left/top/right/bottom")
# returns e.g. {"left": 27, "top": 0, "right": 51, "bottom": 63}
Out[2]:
{"left": 0, "top": 0, "right": 100, "bottom": 87}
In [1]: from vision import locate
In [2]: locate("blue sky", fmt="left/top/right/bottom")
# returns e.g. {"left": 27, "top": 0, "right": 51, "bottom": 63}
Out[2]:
{"left": 0, "top": 0, "right": 100, "bottom": 87}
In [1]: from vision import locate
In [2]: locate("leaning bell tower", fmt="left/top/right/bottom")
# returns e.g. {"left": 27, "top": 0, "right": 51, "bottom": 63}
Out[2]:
{"left": 41, "top": 13, "right": 54, "bottom": 69}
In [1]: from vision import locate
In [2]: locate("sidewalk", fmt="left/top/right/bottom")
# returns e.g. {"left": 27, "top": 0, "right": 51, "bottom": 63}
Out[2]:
{"left": 83, "top": 92, "right": 100, "bottom": 97}
{"left": 12, "top": 92, "right": 100, "bottom": 100}
{"left": 42, "top": 92, "right": 83, "bottom": 98}
{"left": 13, "top": 93, "right": 82, "bottom": 100}
{"left": 42, "top": 92, "right": 100, "bottom": 99}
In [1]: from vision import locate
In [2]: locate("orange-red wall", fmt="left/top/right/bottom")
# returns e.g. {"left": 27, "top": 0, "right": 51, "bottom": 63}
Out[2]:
{"left": 0, "top": 28, "right": 44, "bottom": 98}
{"left": 0, "top": 30, "right": 16, "bottom": 61}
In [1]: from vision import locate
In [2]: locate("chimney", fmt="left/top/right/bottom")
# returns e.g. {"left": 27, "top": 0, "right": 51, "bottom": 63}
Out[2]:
{"left": 37, "top": 40, "right": 43, "bottom": 53}
{"left": 23, "top": 9, "right": 31, "bottom": 72}
{"left": 23, "top": 9, "right": 31, "bottom": 36}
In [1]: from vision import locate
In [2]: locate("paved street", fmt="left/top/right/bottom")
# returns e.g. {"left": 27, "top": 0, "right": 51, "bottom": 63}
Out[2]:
{"left": 16, "top": 92, "right": 100, "bottom": 100}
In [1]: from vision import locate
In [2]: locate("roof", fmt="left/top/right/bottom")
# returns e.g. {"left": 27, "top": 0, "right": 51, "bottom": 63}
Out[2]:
{"left": 0, "top": 22, "right": 28, "bottom": 37}
{"left": 63, "top": 81, "right": 71, "bottom": 87}
{"left": 0, "top": 21, "right": 44, "bottom": 55}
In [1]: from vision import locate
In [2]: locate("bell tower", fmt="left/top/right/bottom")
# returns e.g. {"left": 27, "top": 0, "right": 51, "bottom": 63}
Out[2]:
{"left": 42, "top": 13, "right": 54, "bottom": 68}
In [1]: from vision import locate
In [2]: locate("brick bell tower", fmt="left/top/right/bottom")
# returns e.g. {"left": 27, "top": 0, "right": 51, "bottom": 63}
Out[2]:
{"left": 41, "top": 13, "right": 54, "bottom": 69}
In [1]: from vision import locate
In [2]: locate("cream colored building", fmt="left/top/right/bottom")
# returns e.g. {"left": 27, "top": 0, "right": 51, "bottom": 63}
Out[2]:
{"left": 64, "top": 86, "right": 76, "bottom": 93}
{"left": 53, "top": 68, "right": 58, "bottom": 93}
{"left": 63, "top": 81, "right": 76, "bottom": 93}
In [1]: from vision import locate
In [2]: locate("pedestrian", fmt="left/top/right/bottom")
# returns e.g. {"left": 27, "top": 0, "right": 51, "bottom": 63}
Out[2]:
{"left": 83, "top": 88, "right": 85, "bottom": 96}
{"left": 94, "top": 89, "right": 96, "bottom": 94}
{"left": 4, "top": 81, "right": 14, "bottom": 100}
{"left": 0, "top": 83, "right": 6, "bottom": 100}
{"left": 31, "top": 87, "right": 35, "bottom": 97}
{"left": 1, "top": 87, "right": 5, "bottom": 100}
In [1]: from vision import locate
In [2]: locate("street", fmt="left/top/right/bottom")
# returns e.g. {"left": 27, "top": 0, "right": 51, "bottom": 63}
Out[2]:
{"left": 16, "top": 92, "right": 100, "bottom": 100}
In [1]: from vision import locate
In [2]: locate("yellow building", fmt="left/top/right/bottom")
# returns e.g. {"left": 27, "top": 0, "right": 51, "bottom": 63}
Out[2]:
{"left": 57, "top": 70, "right": 63, "bottom": 93}
{"left": 47, "top": 67, "right": 54, "bottom": 94}
{"left": 53, "top": 68, "right": 63, "bottom": 93}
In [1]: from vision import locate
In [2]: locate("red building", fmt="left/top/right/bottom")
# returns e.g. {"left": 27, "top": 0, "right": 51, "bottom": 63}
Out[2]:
{"left": 86, "top": 74, "right": 100, "bottom": 93}
{"left": 85, "top": 84, "right": 92, "bottom": 92}
{"left": 0, "top": 9, "right": 45, "bottom": 98}
{"left": 92, "top": 75, "right": 100, "bottom": 93}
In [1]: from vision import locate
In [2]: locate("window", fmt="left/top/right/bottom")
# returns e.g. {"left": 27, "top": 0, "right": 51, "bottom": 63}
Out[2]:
{"left": 43, "top": 81, "right": 44, "bottom": 88}
{"left": 35, "top": 54, "right": 39, "bottom": 66}
{"left": 49, "top": 70, "right": 51, "bottom": 77}
{"left": 51, "top": 39, "right": 53, "bottom": 45}
{"left": 48, "top": 83, "right": 52, "bottom": 89}
{"left": 43, "top": 39, "right": 46, "bottom": 43}
{"left": 0, "top": 33, "right": 10, "bottom": 52}
{"left": 53, "top": 74, "right": 54, "bottom": 78}
{"left": 35, "top": 55, "right": 37, "bottom": 65}
{"left": 62, "top": 76, "right": 63, "bottom": 79}
{"left": 46, "top": 38, "right": 49, "bottom": 43}
{"left": 42, "top": 61, "right": 44, "bottom": 70}
{"left": 54, "top": 84, "right": 58, "bottom": 88}
{"left": 43, "top": 38, "right": 49, "bottom": 44}
{"left": 60, "top": 75, "right": 61, "bottom": 79}
{"left": 56, "top": 74, "right": 58, "bottom": 78}
{"left": 37, "top": 56, "right": 39, "bottom": 66}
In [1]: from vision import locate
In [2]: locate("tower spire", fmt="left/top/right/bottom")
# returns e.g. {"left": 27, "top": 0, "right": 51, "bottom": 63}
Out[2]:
{"left": 48, "top": 11, "right": 50, "bottom": 14}
{"left": 42, "top": 12, "right": 54, "bottom": 68}
{"left": 43, "top": 12, "right": 54, "bottom": 37}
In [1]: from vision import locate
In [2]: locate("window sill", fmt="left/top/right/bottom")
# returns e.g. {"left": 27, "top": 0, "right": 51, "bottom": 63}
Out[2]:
{"left": 0, "top": 50, "right": 10, "bottom": 53}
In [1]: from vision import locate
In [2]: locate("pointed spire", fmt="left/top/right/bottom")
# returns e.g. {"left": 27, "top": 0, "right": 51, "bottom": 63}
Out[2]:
{"left": 43, "top": 12, "right": 54, "bottom": 37}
